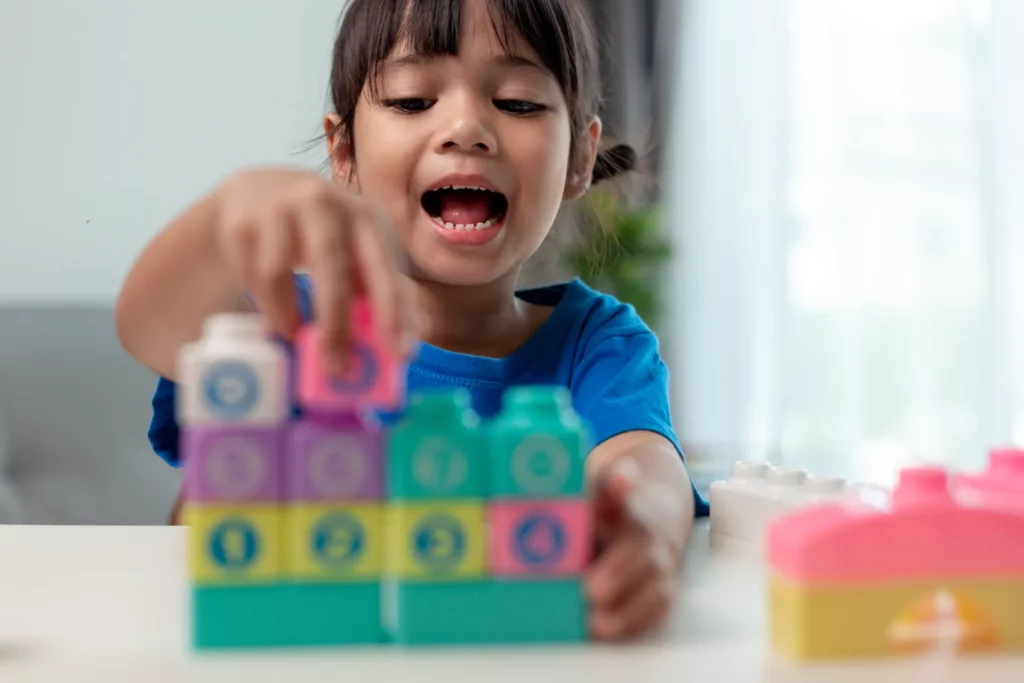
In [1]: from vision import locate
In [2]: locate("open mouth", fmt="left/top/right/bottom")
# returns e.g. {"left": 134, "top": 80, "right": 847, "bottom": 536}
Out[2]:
{"left": 420, "top": 186, "right": 509, "bottom": 231}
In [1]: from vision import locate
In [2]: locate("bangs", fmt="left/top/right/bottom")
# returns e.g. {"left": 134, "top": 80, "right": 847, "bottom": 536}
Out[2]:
{"left": 339, "top": 0, "right": 584, "bottom": 107}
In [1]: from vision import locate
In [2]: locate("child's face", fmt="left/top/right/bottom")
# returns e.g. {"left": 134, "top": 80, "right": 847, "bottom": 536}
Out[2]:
{"left": 329, "top": 0, "right": 599, "bottom": 287}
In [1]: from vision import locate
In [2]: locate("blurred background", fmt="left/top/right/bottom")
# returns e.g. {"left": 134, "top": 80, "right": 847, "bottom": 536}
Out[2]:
{"left": 0, "top": 0, "right": 1020, "bottom": 523}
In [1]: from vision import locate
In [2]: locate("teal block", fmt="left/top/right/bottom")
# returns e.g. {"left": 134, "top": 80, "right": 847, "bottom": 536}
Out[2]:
{"left": 192, "top": 583, "right": 383, "bottom": 649}
{"left": 489, "top": 387, "right": 589, "bottom": 499}
{"left": 192, "top": 585, "right": 291, "bottom": 649}
{"left": 387, "top": 390, "right": 488, "bottom": 500}
{"left": 287, "top": 583, "right": 384, "bottom": 646}
{"left": 393, "top": 579, "right": 587, "bottom": 645}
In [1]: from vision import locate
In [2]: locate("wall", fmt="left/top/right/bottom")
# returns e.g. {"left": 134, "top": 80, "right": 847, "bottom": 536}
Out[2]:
{"left": 0, "top": 0, "right": 343, "bottom": 303}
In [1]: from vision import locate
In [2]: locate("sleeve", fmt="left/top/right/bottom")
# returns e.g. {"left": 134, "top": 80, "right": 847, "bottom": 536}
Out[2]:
{"left": 570, "top": 328, "right": 710, "bottom": 517}
{"left": 144, "top": 273, "right": 315, "bottom": 467}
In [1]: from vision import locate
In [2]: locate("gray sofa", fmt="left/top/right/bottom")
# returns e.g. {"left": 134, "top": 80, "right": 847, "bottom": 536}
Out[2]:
{"left": 0, "top": 308, "right": 180, "bottom": 524}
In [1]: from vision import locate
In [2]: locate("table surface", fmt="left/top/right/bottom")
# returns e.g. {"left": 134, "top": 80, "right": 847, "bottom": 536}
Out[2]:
{"left": 0, "top": 521, "right": 1021, "bottom": 682}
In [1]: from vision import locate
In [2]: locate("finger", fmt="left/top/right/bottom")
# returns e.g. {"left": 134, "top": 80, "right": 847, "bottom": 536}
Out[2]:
{"left": 299, "top": 202, "right": 350, "bottom": 372}
{"left": 252, "top": 213, "right": 300, "bottom": 339}
{"left": 349, "top": 207, "right": 414, "bottom": 356}
{"left": 586, "top": 533, "right": 662, "bottom": 607}
{"left": 592, "top": 459, "right": 642, "bottom": 542}
{"left": 590, "top": 576, "right": 674, "bottom": 641}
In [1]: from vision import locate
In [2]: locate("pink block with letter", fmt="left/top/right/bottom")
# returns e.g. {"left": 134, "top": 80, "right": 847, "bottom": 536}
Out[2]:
{"left": 295, "top": 297, "right": 406, "bottom": 412}
{"left": 489, "top": 500, "right": 590, "bottom": 576}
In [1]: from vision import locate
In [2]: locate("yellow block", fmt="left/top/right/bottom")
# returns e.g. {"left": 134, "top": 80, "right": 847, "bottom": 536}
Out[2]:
{"left": 771, "top": 572, "right": 1024, "bottom": 660}
{"left": 287, "top": 503, "right": 383, "bottom": 581}
{"left": 185, "top": 504, "right": 283, "bottom": 585}
{"left": 387, "top": 502, "right": 486, "bottom": 580}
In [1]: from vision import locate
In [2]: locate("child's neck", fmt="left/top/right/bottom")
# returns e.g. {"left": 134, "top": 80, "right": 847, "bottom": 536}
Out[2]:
{"left": 412, "top": 275, "right": 547, "bottom": 358}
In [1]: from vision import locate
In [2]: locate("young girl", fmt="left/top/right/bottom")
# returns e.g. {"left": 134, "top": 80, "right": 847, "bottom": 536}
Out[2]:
{"left": 116, "top": 0, "right": 707, "bottom": 641}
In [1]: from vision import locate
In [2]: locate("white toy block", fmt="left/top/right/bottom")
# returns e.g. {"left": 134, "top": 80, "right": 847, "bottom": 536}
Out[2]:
{"left": 709, "top": 461, "right": 853, "bottom": 544}
{"left": 177, "top": 313, "right": 289, "bottom": 427}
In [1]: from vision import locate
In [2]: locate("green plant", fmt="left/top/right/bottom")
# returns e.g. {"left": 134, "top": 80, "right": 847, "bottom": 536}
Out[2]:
{"left": 561, "top": 187, "right": 672, "bottom": 328}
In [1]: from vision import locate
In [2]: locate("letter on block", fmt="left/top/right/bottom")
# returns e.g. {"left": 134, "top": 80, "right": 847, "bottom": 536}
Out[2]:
{"left": 489, "top": 501, "right": 590, "bottom": 576}
{"left": 287, "top": 503, "right": 383, "bottom": 581}
{"left": 186, "top": 505, "right": 283, "bottom": 585}
{"left": 388, "top": 502, "right": 485, "bottom": 580}
{"left": 183, "top": 427, "right": 283, "bottom": 503}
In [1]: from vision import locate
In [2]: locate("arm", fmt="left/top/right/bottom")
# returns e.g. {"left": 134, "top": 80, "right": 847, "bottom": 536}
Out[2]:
{"left": 587, "top": 430, "right": 695, "bottom": 566}
{"left": 115, "top": 190, "right": 250, "bottom": 380}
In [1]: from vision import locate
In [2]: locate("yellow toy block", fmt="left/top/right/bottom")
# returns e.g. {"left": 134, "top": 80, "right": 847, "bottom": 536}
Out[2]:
{"left": 185, "top": 504, "right": 283, "bottom": 585}
{"left": 388, "top": 502, "right": 485, "bottom": 580}
{"left": 287, "top": 503, "right": 383, "bottom": 581}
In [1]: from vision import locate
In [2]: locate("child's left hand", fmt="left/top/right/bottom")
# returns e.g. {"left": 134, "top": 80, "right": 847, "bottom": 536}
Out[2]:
{"left": 586, "top": 459, "right": 681, "bottom": 640}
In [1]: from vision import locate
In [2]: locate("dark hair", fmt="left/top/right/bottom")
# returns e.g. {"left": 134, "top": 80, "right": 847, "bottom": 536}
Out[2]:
{"left": 328, "top": 0, "right": 636, "bottom": 186}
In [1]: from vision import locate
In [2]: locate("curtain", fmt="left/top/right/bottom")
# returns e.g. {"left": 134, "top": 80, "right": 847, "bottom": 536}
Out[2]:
{"left": 664, "top": 0, "right": 1024, "bottom": 490}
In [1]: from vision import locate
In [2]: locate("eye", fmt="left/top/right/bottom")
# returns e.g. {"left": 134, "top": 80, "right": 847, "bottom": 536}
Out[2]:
{"left": 494, "top": 99, "right": 546, "bottom": 115}
{"left": 384, "top": 98, "right": 435, "bottom": 114}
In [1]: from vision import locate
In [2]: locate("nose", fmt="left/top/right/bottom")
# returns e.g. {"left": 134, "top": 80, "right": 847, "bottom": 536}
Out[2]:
{"left": 436, "top": 97, "right": 498, "bottom": 155}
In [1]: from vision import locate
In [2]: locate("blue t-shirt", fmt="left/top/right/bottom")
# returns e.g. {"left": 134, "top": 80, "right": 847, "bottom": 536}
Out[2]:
{"left": 148, "top": 277, "right": 708, "bottom": 516}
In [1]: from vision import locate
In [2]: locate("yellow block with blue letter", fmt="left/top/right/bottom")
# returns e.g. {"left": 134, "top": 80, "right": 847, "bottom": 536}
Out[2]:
{"left": 186, "top": 504, "right": 283, "bottom": 585}
{"left": 388, "top": 502, "right": 485, "bottom": 580}
{"left": 287, "top": 503, "right": 383, "bottom": 581}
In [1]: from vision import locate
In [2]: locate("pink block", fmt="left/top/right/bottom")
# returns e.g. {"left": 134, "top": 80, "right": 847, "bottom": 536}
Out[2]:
{"left": 954, "top": 447, "right": 1024, "bottom": 509}
{"left": 489, "top": 501, "right": 590, "bottom": 576}
{"left": 766, "top": 466, "right": 1024, "bottom": 586}
{"left": 294, "top": 298, "right": 406, "bottom": 412}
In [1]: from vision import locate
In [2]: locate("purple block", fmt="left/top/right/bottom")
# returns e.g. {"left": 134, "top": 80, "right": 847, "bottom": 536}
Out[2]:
{"left": 287, "top": 412, "right": 384, "bottom": 502}
{"left": 183, "top": 426, "right": 284, "bottom": 503}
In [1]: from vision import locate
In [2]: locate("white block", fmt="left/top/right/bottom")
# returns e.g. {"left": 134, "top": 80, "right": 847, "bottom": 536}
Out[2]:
{"left": 709, "top": 461, "right": 852, "bottom": 544}
{"left": 176, "top": 313, "right": 288, "bottom": 426}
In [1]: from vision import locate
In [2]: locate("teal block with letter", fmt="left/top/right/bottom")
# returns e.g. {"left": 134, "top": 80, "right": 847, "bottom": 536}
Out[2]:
{"left": 386, "top": 390, "right": 488, "bottom": 501}
{"left": 488, "top": 387, "right": 589, "bottom": 499}
{"left": 393, "top": 578, "right": 586, "bottom": 645}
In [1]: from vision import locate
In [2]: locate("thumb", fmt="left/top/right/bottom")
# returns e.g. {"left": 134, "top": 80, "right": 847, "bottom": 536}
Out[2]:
{"left": 592, "top": 457, "right": 641, "bottom": 537}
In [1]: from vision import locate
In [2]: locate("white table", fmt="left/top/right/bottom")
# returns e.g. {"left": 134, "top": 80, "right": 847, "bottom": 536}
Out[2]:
{"left": 0, "top": 521, "right": 1021, "bottom": 682}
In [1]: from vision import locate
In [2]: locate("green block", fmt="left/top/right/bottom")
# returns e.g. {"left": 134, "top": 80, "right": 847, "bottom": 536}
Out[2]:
{"left": 192, "top": 583, "right": 384, "bottom": 649}
{"left": 193, "top": 584, "right": 291, "bottom": 649}
{"left": 387, "top": 390, "right": 488, "bottom": 500}
{"left": 489, "top": 387, "right": 589, "bottom": 499}
{"left": 393, "top": 579, "right": 587, "bottom": 645}
{"left": 287, "top": 583, "right": 384, "bottom": 646}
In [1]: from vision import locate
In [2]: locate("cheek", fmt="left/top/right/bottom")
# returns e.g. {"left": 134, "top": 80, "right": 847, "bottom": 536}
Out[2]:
{"left": 509, "top": 117, "right": 572, "bottom": 207}
{"left": 349, "top": 110, "right": 419, "bottom": 205}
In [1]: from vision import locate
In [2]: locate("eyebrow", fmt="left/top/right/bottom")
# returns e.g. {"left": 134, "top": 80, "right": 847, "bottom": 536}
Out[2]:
{"left": 382, "top": 53, "right": 545, "bottom": 73}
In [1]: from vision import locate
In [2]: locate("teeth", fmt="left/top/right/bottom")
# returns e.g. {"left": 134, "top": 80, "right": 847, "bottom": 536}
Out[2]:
{"left": 435, "top": 185, "right": 492, "bottom": 192}
{"left": 432, "top": 217, "right": 498, "bottom": 231}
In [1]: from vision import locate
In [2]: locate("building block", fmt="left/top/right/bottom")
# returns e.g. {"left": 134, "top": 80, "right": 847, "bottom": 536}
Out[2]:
{"left": 488, "top": 387, "right": 588, "bottom": 499}
{"left": 766, "top": 466, "right": 1024, "bottom": 660}
{"left": 955, "top": 447, "right": 1024, "bottom": 509}
{"left": 287, "top": 412, "right": 383, "bottom": 502}
{"left": 294, "top": 299, "right": 405, "bottom": 412}
{"left": 489, "top": 500, "right": 590, "bottom": 576}
{"left": 709, "top": 461, "right": 859, "bottom": 543}
{"left": 392, "top": 579, "right": 586, "bottom": 645}
{"left": 286, "top": 583, "right": 384, "bottom": 645}
{"left": 182, "top": 426, "right": 284, "bottom": 503}
{"left": 386, "top": 390, "right": 487, "bottom": 500}
{"left": 186, "top": 504, "right": 283, "bottom": 585}
{"left": 192, "top": 584, "right": 291, "bottom": 649}
{"left": 287, "top": 503, "right": 383, "bottom": 581}
{"left": 177, "top": 314, "right": 289, "bottom": 426}
{"left": 387, "top": 502, "right": 486, "bottom": 580}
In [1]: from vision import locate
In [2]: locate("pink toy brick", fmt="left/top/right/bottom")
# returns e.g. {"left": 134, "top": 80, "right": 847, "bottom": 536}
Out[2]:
{"left": 766, "top": 466, "right": 1024, "bottom": 585}
{"left": 954, "top": 448, "right": 1024, "bottom": 508}
{"left": 489, "top": 500, "right": 590, "bottom": 576}
{"left": 182, "top": 426, "right": 284, "bottom": 503}
{"left": 287, "top": 412, "right": 384, "bottom": 502}
{"left": 295, "top": 298, "right": 405, "bottom": 412}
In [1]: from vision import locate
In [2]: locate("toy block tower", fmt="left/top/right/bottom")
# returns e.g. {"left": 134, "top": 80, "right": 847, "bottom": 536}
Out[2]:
{"left": 178, "top": 313, "right": 290, "bottom": 649}
{"left": 284, "top": 298, "right": 404, "bottom": 645}
{"left": 483, "top": 386, "right": 590, "bottom": 642}
{"left": 385, "top": 389, "right": 489, "bottom": 644}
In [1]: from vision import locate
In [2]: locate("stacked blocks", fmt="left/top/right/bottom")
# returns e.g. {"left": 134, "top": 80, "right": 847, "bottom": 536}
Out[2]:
{"left": 766, "top": 460, "right": 1024, "bottom": 661}
{"left": 179, "top": 304, "right": 592, "bottom": 649}
{"left": 391, "top": 387, "right": 590, "bottom": 645}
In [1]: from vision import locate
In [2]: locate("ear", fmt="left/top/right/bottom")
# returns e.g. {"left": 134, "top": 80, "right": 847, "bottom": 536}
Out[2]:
{"left": 324, "top": 113, "right": 359, "bottom": 191}
{"left": 563, "top": 116, "right": 602, "bottom": 201}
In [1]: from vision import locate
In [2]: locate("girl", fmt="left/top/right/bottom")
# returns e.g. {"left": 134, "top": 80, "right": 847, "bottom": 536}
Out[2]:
{"left": 116, "top": 0, "right": 708, "bottom": 641}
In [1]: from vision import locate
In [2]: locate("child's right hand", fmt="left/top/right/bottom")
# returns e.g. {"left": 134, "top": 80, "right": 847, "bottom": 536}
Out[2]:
{"left": 213, "top": 168, "right": 416, "bottom": 369}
